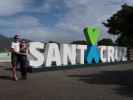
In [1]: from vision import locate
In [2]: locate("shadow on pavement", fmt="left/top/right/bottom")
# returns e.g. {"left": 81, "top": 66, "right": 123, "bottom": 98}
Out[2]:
{"left": 0, "top": 75, "right": 12, "bottom": 80}
{"left": 68, "top": 70, "right": 133, "bottom": 97}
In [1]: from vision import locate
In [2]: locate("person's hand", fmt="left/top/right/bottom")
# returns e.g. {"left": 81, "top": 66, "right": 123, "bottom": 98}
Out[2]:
{"left": 15, "top": 51, "right": 20, "bottom": 54}
{"left": 19, "top": 52, "right": 27, "bottom": 56}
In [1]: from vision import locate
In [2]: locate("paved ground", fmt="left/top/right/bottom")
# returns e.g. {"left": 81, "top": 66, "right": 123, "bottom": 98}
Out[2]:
{"left": 0, "top": 62, "right": 133, "bottom": 100}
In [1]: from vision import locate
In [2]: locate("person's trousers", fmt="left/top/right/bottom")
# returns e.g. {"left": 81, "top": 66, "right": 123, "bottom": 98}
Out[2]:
{"left": 19, "top": 56, "right": 27, "bottom": 77}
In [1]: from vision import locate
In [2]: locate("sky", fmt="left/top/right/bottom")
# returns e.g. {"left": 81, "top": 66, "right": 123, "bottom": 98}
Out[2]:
{"left": 0, "top": 0, "right": 133, "bottom": 42}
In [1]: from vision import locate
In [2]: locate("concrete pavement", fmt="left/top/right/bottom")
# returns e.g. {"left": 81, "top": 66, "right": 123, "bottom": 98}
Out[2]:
{"left": 0, "top": 62, "right": 133, "bottom": 100}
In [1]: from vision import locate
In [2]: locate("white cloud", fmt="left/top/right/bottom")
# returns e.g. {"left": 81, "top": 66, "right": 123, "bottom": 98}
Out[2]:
{"left": 55, "top": 0, "right": 133, "bottom": 41}
{"left": 0, "top": 15, "right": 70, "bottom": 41}
{"left": 0, "top": 0, "right": 133, "bottom": 42}
{"left": 0, "top": 0, "right": 27, "bottom": 16}
{"left": 0, "top": 15, "right": 51, "bottom": 40}
{"left": 25, "top": 0, "right": 66, "bottom": 14}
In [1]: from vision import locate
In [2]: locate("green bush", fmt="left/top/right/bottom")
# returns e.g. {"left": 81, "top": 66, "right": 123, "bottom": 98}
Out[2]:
{"left": 0, "top": 48, "right": 6, "bottom": 53}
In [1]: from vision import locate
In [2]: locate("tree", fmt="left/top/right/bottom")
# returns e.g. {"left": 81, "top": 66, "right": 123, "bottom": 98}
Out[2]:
{"left": 71, "top": 40, "right": 87, "bottom": 45}
{"left": 98, "top": 38, "right": 114, "bottom": 46}
{"left": 103, "top": 4, "right": 133, "bottom": 47}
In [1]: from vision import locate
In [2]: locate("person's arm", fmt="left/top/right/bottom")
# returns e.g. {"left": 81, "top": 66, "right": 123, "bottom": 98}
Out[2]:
{"left": 17, "top": 52, "right": 27, "bottom": 55}
{"left": 18, "top": 46, "right": 28, "bottom": 56}
{"left": 10, "top": 42, "right": 15, "bottom": 53}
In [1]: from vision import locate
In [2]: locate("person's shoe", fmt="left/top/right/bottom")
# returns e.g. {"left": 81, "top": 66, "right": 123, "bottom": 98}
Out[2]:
{"left": 12, "top": 76, "right": 18, "bottom": 81}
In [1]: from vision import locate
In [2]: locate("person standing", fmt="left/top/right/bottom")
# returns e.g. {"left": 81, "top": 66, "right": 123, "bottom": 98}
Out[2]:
{"left": 19, "top": 40, "right": 29, "bottom": 80}
{"left": 10, "top": 34, "right": 20, "bottom": 81}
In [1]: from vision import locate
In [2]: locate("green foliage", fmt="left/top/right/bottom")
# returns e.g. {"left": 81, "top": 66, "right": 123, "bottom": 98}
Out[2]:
{"left": 98, "top": 38, "right": 114, "bottom": 46}
{"left": 71, "top": 40, "right": 87, "bottom": 45}
{"left": 103, "top": 4, "right": 133, "bottom": 47}
{"left": 0, "top": 48, "right": 6, "bottom": 53}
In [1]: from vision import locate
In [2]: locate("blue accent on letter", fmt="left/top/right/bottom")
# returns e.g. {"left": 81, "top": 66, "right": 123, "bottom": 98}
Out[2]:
{"left": 85, "top": 45, "right": 100, "bottom": 64}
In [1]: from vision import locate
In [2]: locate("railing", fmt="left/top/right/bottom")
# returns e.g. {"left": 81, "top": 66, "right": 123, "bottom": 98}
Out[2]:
{"left": 0, "top": 52, "right": 11, "bottom": 62}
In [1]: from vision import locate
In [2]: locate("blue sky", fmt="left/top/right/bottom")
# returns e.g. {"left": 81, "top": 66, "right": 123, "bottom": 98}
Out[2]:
{"left": 0, "top": 0, "right": 133, "bottom": 42}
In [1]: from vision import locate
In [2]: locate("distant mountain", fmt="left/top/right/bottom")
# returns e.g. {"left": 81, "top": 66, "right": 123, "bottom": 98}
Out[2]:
{"left": 0, "top": 34, "right": 13, "bottom": 49}
{"left": 0, "top": 34, "right": 31, "bottom": 50}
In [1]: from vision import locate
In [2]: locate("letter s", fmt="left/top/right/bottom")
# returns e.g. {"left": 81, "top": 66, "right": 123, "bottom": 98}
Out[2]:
{"left": 29, "top": 42, "right": 44, "bottom": 68}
